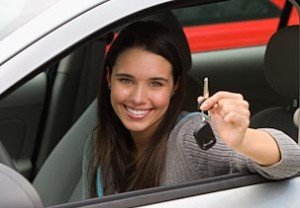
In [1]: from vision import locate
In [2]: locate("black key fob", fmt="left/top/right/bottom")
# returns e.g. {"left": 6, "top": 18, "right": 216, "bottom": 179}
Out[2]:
{"left": 194, "top": 122, "right": 216, "bottom": 150}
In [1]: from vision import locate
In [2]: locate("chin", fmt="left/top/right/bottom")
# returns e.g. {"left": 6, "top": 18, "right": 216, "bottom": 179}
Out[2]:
{"left": 124, "top": 123, "right": 149, "bottom": 132}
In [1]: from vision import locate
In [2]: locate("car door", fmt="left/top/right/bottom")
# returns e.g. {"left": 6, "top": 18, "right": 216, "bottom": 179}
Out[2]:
{"left": 1, "top": 0, "right": 297, "bottom": 181}
{"left": 0, "top": 0, "right": 299, "bottom": 207}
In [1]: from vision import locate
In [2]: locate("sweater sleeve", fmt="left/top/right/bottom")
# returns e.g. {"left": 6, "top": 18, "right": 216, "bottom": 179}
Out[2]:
{"left": 232, "top": 128, "right": 300, "bottom": 179}
{"left": 169, "top": 113, "right": 235, "bottom": 179}
{"left": 172, "top": 113, "right": 300, "bottom": 180}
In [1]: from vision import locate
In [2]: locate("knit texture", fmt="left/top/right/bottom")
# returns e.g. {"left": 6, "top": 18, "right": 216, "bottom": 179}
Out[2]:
{"left": 82, "top": 112, "right": 300, "bottom": 198}
{"left": 161, "top": 112, "right": 300, "bottom": 186}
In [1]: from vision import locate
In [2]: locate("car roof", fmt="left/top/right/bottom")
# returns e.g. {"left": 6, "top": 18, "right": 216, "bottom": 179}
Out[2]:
{"left": 2, "top": 0, "right": 209, "bottom": 95}
{"left": 0, "top": 0, "right": 227, "bottom": 66}
{"left": 0, "top": 0, "right": 108, "bottom": 65}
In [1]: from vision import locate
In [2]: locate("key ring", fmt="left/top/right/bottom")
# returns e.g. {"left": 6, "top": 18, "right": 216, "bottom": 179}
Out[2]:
{"left": 198, "top": 98, "right": 210, "bottom": 123}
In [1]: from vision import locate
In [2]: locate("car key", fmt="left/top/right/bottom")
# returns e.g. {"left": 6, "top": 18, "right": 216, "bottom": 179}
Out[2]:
{"left": 198, "top": 77, "right": 209, "bottom": 122}
{"left": 194, "top": 77, "right": 216, "bottom": 150}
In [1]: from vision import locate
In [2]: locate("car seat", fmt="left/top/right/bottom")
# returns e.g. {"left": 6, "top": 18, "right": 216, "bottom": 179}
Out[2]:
{"left": 33, "top": 100, "right": 97, "bottom": 206}
{"left": 0, "top": 163, "right": 44, "bottom": 208}
{"left": 250, "top": 25, "right": 299, "bottom": 142}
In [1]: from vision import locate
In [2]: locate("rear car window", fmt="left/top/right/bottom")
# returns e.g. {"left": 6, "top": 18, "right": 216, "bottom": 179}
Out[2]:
{"left": 173, "top": 0, "right": 281, "bottom": 26}
{"left": 173, "top": 0, "right": 299, "bottom": 52}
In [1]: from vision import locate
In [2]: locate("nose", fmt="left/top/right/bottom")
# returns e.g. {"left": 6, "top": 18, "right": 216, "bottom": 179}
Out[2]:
{"left": 130, "top": 85, "right": 147, "bottom": 105}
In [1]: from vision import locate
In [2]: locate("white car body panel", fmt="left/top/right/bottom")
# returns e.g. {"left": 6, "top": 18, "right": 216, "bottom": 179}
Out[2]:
{"left": 0, "top": 0, "right": 171, "bottom": 94}
{"left": 0, "top": 0, "right": 108, "bottom": 64}
{"left": 140, "top": 177, "right": 300, "bottom": 208}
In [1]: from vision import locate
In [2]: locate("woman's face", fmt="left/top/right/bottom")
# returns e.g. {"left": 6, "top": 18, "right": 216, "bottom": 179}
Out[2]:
{"left": 107, "top": 47, "right": 177, "bottom": 140}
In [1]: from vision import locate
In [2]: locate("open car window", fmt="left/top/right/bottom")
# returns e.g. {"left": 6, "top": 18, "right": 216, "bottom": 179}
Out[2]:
{"left": 0, "top": 0, "right": 299, "bottom": 207}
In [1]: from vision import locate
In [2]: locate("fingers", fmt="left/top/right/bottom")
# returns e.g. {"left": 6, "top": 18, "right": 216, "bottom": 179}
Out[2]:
{"left": 197, "top": 96, "right": 206, "bottom": 109}
{"left": 223, "top": 111, "right": 250, "bottom": 128}
{"left": 215, "top": 98, "right": 250, "bottom": 117}
{"left": 199, "top": 91, "right": 244, "bottom": 111}
{"left": 197, "top": 91, "right": 250, "bottom": 124}
{"left": 197, "top": 96, "right": 205, "bottom": 104}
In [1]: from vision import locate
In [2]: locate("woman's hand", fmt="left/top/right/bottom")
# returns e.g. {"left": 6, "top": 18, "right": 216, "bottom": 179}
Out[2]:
{"left": 198, "top": 91, "right": 250, "bottom": 150}
{"left": 198, "top": 91, "right": 281, "bottom": 166}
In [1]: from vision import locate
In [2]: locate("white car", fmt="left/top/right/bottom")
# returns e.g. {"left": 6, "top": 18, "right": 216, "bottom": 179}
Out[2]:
{"left": 0, "top": 0, "right": 299, "bottom": 207}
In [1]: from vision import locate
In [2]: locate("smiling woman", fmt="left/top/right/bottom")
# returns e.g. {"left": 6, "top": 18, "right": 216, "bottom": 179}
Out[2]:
{"left": 82, "top": 14, "right": 300, "bottom": 199}
{"left": 108, "top": 48, "right": 176, "bottom": 143}
{"left": 87, "top": 20, "right": 189, "bottom": 196}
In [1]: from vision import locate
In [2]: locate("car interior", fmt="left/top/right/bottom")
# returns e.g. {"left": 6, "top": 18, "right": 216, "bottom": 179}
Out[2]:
{"left": 0, "top": 0, "right": 299, "bottom": 207}
{"left": 250, "top": 25, "right": 299, "bottom": 141}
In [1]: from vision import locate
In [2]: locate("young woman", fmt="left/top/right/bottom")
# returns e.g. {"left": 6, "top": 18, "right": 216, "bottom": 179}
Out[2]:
{"left": 82, "top": 20, "right": 300, "bottom": 198}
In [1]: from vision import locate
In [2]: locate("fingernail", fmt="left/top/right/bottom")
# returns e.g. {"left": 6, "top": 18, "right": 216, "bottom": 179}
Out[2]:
{"left": 197, "top": 96, "right": 204, "bottom": 103}
{"left": 201, "top": 102, "right": 208, "bottom": 109}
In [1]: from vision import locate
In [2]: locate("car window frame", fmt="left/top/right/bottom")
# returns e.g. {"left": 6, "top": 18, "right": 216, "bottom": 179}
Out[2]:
{"left": 0, "top": 0, "right": 183, "bottom": 97}
{"left": 0, "top": 0, "right": 299, "bottom": 207}
{"left": 51, "top": 173, "right": 268, "bottom": 208}
{"left": 50, "top": 172, "right": 300, "bottom": 208}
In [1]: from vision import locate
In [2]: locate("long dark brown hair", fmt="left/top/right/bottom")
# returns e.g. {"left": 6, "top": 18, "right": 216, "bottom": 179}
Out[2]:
{"left": 89, "top": 17, "right": 191, "bottom": 196}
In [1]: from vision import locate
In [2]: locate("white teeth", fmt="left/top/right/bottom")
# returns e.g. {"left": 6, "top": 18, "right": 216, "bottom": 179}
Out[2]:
{"left": 126, "top": 107, "right": 148, "bottom": 115}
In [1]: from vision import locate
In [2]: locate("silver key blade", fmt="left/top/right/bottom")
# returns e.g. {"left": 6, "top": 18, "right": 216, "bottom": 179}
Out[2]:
{"left": 203, "top": 77, "right": 209, "bottom": 99}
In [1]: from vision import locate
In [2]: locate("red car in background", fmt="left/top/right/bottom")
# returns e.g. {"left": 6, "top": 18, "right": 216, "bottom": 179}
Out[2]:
{"left": 175, "top": 0, "right": 299, "bottom": 52}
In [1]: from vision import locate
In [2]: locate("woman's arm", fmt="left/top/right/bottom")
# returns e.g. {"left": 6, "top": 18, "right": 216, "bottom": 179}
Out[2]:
{"left": 199, "top": 91, "right": 284, "bottom": 166}
{"left": 237, "top": 128, "right": 281, "bottom": 166}
{"left": 171, "top": 112, "right": 300, "bottom": 181}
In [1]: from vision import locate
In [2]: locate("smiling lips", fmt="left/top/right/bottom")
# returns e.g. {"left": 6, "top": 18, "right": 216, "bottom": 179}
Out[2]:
{"left": 125, "top": 106, "right": 151, "bottom": 119}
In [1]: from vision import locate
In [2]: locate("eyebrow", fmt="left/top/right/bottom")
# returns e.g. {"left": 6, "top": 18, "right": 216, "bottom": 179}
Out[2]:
{"left": 149, "top": 77, "right": 169, "bottom": 83}
{"left": 115, "top": 73, "right": 133, "bottom": 78}
{"left": 115, "top": 73, "right": 169, "bottom": 83}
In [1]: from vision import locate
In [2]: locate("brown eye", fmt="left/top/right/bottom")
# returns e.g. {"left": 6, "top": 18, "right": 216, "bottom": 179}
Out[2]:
{"left": 150, "top": 81, "right": 163, "bottom": 87}
{"left": 119, "top": 78, "right": 133, "bottom": 85}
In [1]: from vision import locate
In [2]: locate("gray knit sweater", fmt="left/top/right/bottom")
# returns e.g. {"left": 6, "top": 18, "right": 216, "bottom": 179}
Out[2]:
{"left": 82, "top": 112, "right": 300, "bottom": 198}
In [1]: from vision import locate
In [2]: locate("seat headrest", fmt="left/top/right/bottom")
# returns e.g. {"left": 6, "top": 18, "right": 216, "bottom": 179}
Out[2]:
{"left": 264, "top": 25, "right": 299, "bottom": 99}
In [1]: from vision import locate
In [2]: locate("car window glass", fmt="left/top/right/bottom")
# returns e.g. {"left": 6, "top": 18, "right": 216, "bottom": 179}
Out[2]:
{"left": 173, "top": 0, "right": 280, "bottom": 26}
{"left": 173, "top": 0, "right": 299, "bottom": 52}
